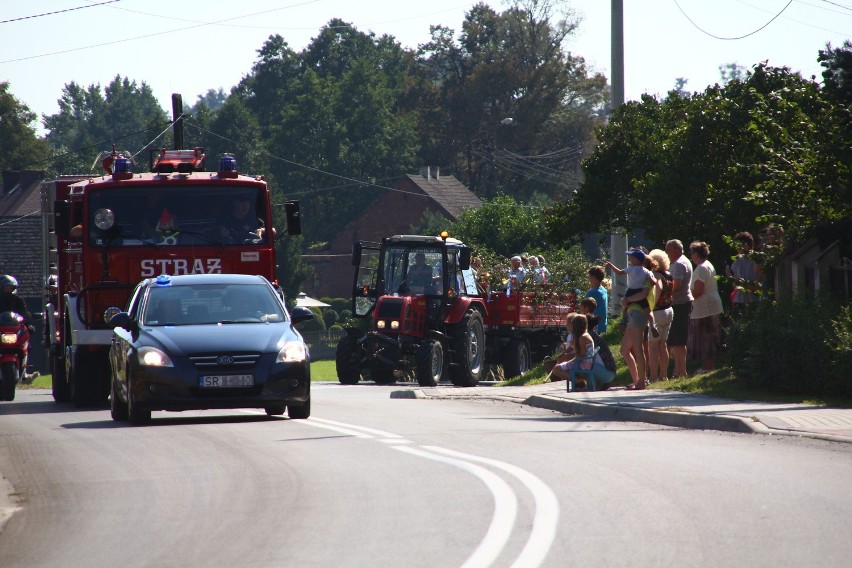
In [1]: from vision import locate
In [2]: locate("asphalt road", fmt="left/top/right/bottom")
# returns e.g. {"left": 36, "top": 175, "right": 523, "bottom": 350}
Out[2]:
{"left": 1, "top": 385, "right": 851, "bottom": 568}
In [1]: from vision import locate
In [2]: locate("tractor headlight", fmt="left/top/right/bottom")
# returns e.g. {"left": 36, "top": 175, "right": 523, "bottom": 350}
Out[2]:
{"left": 390, "top": 320, "right": 399, "bottom": 330}
{"left": 377, "top": 320, "right": 386, "bottom": 329}
{"left": 1, "top": 333, "right": 17, "bottom": 344}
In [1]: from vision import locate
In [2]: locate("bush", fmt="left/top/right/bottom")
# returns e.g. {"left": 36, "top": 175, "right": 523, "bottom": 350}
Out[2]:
{"left": 726, "top": 297, "right": 852, "bottom": 397}
{"left": 322, "top": 309, "right": 339, "bottom": 328}
{"left": 296, "top": 307, "right": 327, "bottom": 333}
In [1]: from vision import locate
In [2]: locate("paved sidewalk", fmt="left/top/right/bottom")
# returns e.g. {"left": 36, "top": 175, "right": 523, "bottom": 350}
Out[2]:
{"left": 391, "top": 381, "right": 852, "bottom": 443}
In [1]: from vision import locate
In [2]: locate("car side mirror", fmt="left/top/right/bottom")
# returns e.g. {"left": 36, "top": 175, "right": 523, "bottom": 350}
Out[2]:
{"left": 289, "top": 306, "right": 315, "bottom": 325}
{"left": 109, "top": 312, "right": 134, "bottom": 331}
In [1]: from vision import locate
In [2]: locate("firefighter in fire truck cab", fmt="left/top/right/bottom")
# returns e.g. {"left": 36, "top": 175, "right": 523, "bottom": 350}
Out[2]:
{"left": 0, "top": 276, "right": 33, "bottom": 330}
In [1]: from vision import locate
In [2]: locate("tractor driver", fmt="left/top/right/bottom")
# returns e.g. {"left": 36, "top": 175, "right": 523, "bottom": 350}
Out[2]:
{"left": 407, "top": 252, "right": 434, "bottom": 291}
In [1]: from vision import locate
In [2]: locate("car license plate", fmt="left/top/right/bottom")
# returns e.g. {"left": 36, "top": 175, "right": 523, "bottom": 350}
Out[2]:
{"left": 199, "top": 374, "right": 254, "bottom": 388}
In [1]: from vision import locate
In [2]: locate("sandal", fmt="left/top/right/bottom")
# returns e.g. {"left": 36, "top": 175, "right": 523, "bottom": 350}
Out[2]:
{"left": 625, "top": 382, "right": 645, "bottom": 390}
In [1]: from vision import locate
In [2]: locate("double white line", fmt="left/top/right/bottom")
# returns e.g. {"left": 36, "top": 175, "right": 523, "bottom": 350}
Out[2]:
{"left": 305, "top": 417, "right": 560, "bottom": 568}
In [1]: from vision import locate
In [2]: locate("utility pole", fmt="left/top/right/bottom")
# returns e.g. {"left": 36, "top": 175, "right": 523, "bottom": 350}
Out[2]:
{"left": 609, "top": 0, "right": 628, "bottom": 314}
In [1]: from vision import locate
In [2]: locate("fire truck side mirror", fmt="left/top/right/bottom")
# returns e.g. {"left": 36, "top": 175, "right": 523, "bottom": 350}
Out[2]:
{"left": 54, "top": 200, "right": 70, "bottom": 238}
{"left": 459, "top": 247, "right": 471, "bottom": 270}
{"left": 352, "top": 243, "right": 362, "bottom": 266}
{"left": 284, "top": 201, "right": 301, "bottom": 236}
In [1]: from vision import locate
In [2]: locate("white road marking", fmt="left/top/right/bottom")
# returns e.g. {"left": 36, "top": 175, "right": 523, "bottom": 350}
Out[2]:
{"left": 394, "top": 445, "right": 518, "bottom": 568}
{"left": 423, "top": 447, "right": 560, "bottom": 568}
{"left": 284, "top": 415, "right": 560, "bottom": 568}
{"left": 310, "top": 417, "right": 404, "bottom": 439}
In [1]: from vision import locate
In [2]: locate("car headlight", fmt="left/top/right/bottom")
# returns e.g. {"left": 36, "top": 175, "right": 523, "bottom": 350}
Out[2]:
{"left": 138, "top": 346, "right": 174, "bottom": 367}
{"left": 278, "top": 340, "right": 306, "bottom": 363}
{"left": 1, "top": 333, "right": 17, "bottom": 344}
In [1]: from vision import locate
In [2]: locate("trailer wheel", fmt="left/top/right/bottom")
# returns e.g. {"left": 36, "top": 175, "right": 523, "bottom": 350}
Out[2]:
{"left": 1, "top": 362, "right": 17, "bottom": 401}
{"left": 449, "top": 310, "right": 485, "bottom": 387}
{"left": 503, "top": 339, "right": 531, "bottom": 379}
{"left": 416, "top": 339, "right": 444, "bottom": 387}
{"left": 50, "top": 344, "right": 71, "bottom": 403}
{"left": 335, "top": 335, "right": 362, "bottom": 385}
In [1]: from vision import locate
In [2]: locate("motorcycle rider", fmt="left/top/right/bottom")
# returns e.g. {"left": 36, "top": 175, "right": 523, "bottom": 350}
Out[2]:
{"left": 0, "top": 275, "right": 33, "bottom": 327}
{"left": 0, "top": 274, "right": 35, "bottom": 371}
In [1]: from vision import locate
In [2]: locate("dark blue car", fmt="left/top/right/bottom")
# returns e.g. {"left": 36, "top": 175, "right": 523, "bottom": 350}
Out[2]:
{"left": 108, "top": 273, "right": 313, "bottom": 425}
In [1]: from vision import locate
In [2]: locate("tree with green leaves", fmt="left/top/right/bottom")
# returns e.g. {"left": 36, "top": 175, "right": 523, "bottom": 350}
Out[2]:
{"left": 42, "top": 76, "right": 167, "bottom": 174}
{"left": 416, "top": 0, "right": 607, "bottom": 201}
{"left": 0, "top": 82, "right": 48, "bottom": 173}
{"left": 234, "top": 24, "right": 420, "bottom": 245}
{"left": 548, "top": 60, "right": 850, "bottom": 264}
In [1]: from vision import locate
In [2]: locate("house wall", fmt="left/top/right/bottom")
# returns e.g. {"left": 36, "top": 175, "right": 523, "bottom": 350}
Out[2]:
{"left": 303, "top": 179, "right": 446, "bottom": 298}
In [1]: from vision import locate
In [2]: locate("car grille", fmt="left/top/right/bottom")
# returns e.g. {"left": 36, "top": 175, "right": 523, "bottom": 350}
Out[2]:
{"left": 189, "top": 353, "right": 261, "bottom": 371}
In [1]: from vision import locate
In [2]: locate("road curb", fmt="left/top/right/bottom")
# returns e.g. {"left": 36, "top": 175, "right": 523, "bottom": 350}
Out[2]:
{"left": 524, "top": 395, "right": 759, "bottom": 434}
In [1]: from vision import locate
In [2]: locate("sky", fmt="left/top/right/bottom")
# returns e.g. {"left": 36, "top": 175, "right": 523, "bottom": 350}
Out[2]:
{"left": 1, "top": 0, "right": 849, "bottom": 134}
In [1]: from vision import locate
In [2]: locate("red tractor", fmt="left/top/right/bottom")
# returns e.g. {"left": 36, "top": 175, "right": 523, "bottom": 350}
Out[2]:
{"left": 335, "top": 234, "right": 574, "bottom": 386}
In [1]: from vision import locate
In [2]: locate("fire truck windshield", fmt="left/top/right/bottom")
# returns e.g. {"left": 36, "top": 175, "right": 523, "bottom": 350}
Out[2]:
{"left": 85, "top": 185, "right": 270, "bottom": 247}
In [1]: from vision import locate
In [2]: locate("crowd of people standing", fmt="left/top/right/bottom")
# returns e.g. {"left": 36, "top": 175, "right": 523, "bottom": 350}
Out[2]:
{"left": 572, "top": 235, "right": 754, "bottom": 390}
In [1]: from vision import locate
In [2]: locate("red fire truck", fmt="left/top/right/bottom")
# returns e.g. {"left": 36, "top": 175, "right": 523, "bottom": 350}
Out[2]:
{"left": 41, "top": 148, "right": 300, "bottom": 406}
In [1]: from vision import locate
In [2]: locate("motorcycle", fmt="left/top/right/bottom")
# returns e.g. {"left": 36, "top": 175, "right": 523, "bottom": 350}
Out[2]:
{"left": 0, "top": 311, "right": 30, "bottom": 402}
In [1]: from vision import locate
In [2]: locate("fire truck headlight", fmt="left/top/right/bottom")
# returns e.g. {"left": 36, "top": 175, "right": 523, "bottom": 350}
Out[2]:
{"left": 390, "top": 321, "right": 399, "bottom": 330}
{"left": 138, "top": 346, "right": 173, "bottom": 367}
{"left": 94, "top": 208, "right": 116, "bottom": 230}
{"left": 103, "top": 306, "right": 122, "bottom": 323}
{"left": 1, "top": 333, "right": 17, "bottom": 344}
{"left": 376, "top": 320, "right": 386, "bottom": 329}
{"left": 278, "top": 341, "right": 306, "bottom": 363}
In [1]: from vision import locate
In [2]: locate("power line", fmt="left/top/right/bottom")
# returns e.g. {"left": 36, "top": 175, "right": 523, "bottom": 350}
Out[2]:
{"left": 0, "top": 0, "right": 321, "bottom": 64}
{"left": 0, "top": 1, "right": 119, "bottom": 25}
{"left": 674, "top": 0, "right": 794, "bottom": 40}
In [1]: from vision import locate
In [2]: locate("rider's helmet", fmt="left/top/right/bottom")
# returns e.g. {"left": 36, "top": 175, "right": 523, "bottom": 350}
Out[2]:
{"left": 0, "top": 275, "right": 18, "bottom": 294}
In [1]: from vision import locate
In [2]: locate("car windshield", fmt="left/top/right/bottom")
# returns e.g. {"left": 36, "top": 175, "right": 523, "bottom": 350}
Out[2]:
{"left": 143, "top": 283, "right": 286, "bottom": 326}
{"left": 86, "top": 185, "right": 269, "bottom": 247}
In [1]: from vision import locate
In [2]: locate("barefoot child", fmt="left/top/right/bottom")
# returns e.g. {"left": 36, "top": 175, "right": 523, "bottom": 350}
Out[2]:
{"left": 605, "top": 249, "right": 659, "bottom": 337}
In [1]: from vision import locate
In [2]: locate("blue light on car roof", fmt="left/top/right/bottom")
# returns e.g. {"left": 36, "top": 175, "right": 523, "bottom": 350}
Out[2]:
{"left": 156, "top": 274, "right": 172, "bottom": 287}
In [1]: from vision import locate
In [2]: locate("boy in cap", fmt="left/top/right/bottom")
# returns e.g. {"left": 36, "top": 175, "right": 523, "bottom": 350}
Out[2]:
{"left": 605, "top": 249, "right": 660, "bottom": 337}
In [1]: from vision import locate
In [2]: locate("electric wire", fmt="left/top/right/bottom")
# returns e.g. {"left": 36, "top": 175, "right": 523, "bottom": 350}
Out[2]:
{"left": 0, "top": 1, "right": 119, "bottom": 24}
{"left": 674, "top": 0, "right": 794, "bottom": 40}
{"left": 0, "top": 0, "right": 322, "bottom": 64}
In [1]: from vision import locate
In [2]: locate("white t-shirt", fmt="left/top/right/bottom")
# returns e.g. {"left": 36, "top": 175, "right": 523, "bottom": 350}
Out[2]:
{"left": 691, "top": 261, "right": 723, "bottom": 319}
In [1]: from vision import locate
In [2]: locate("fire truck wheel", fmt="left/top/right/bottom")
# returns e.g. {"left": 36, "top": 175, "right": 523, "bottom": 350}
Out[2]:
{"left": 335, "top": 335, "right": 362, "bottom": 385}
{"left": 449, "top": 310, "right": 485, "bottom": 387}
{"left": 503, "top": 339, "right": 531, "bottom": 379}
{"left": 50, "top": 346, "right": 71, "bottom": 403}
{"left": 127, "top": 381, "right": 151, "bottom": 426}
{"left": 416, "top": 339, "right": 444, "bottom": 387}
{"left": 110, "top": 378, "right": 128, "bottom": 422}
{"left": 1, "top": 362, "right": 17, "bottom": 401}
